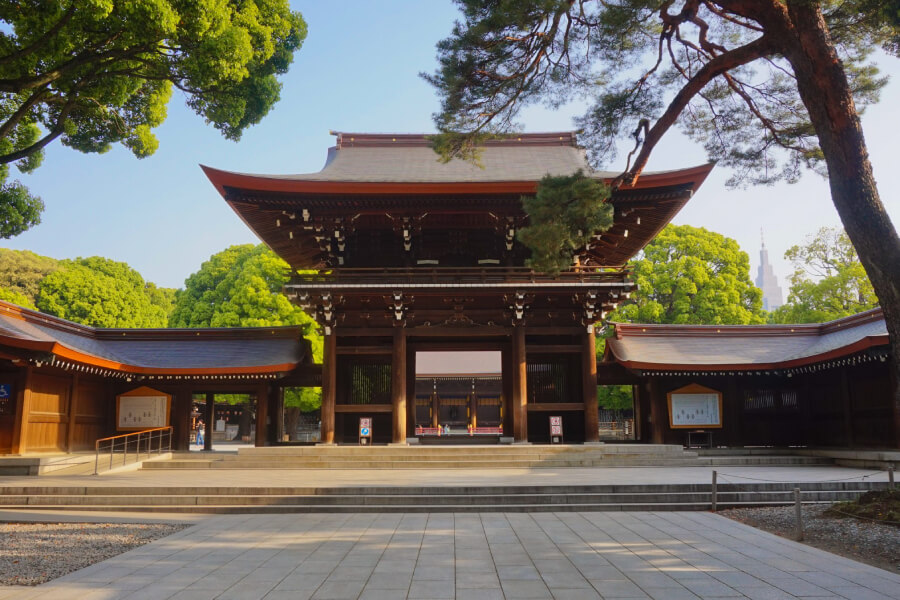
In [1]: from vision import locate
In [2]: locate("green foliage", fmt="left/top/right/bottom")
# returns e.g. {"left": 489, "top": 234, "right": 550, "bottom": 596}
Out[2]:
{"left": 0, "top": 0, "right": 307, "bottom": 236}
{"left": 284, "top": 387, "right": 321, "bottom": 412}
{"left": 426, "top": 1, "right": 892, "bottom": 185}
{"left": 597, "top": 385, "right": 633, "bottom": 410}
{"left": 0, "top": 286, "right": 35, "bottom": 309}
{"left": 517, "top": 171, "right": 613, "bottom": 274}
{"left": 613, "top": 225, "right": 765, "bottom": 325}
{"left": 0, "top": 179, "right": 43, "bottom": 238}
{"left": 171, "top": 244, "right": 322, "bottom": 409}
{"left": 35, "top": 256, "right": 174, "bottom": 327}
{"left": 771, "top": 227, "right": 877, "bottom": 323}
{"left": 0, "top": 248, "right": 58, "bottom": 305}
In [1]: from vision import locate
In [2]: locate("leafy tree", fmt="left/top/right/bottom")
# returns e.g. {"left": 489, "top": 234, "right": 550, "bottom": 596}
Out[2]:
{"left": 0, "top": 286, "right": 34, "bottom": 309}
{"left": 35, "top": 256, "right": 173, "bottom": 327}
{"left": 171, "top": 244, "right": 323, "bottom": 419}
{"left": 427, "top": 0, "right": 900, "bottom": 412}
{"left": 772, "top": 227, "right": 877, "bottom": 323}
{"left": 0, "top": 0, "right": 307, "bottom": 236}
{"left": 517, "top": 170, "right": 612, "bottom": 273}
{"left": 0, "top": 248, "right": 58, "bottom": 304}
{"left": 612, "top": 225, "right": 764, "bottom": 325}
{"left": 597, "top": 385, "right": 633, "bottom": 411}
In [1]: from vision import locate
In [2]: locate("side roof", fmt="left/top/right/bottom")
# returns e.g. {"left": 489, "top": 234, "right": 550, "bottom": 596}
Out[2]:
{"left": 0, "top": 301, "right": 308, "bottom": 375}
{"left": 604, "top": 308, "right": 888, "bottom": 371}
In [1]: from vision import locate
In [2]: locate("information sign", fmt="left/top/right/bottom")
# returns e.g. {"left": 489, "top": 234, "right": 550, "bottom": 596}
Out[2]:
{"left": 667, "top": 384, "right": 723, "bottom": 429}
{"left": 359, "top": 417, "right": 372, "bottom": 445}
{"left": 0, "top": 383, "right": 12, "bottom": 416}
{"left": 549, "top": 415, "right": 563, "bottom": 444}
{"left": 116, "top": 386, "right": 171, "bottom": 431}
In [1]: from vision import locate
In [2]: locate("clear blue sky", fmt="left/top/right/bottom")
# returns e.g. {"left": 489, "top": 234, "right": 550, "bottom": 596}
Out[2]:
{"left": 2, "top": 1, "right": 899, "bottom": 290}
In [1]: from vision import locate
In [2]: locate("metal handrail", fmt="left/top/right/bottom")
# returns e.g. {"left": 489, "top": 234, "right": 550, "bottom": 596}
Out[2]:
{"left": 94, "top": 426, "right": 173, "bottom": 475}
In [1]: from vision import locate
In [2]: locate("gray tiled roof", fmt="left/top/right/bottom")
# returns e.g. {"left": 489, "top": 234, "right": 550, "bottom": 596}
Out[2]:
{"left": 0, "top": 304, "right": 305, "bottom": 372}
{"left": 606, "top": 309, "right": 887, "bottom": 369}
{"left": 246, "top": 145, "right": 612, "bottom": 183}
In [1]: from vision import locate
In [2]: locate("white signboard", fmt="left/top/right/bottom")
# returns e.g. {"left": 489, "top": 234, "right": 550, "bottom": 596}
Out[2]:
{"left": 118, "top": 395, "right": 168, "bottom": 429}
{"left": 670, "top": 393, "right": 721, "bottom": 428}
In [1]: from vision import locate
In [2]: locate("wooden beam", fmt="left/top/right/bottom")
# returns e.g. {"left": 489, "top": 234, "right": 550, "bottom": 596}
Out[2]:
{"left": 526, "top": 403, "right": 584, "bottom": 412}
{"left": 391, "top": 328, "right": 407, "bottom": 444}
{"left": 334, "top": 404, "right": 393, "bottom": 413}
{"left": 583, "top": 329, "right": 600, "bottom": 443}
{"left": 320, "top": 332, "right": 337, "bottom": 443}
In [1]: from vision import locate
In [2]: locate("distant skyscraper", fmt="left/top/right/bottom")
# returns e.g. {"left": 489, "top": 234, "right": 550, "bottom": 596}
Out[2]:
{"left": 756, "top": 231, "right": 783, "bottom": 310}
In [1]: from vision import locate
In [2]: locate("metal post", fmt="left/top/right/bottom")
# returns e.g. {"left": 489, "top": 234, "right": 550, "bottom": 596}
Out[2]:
{"left": 711, "top": 470, "right": 717, "bottom": 512}
{"left": 109, "top": 440, "right": 114, "bottom": 471}
{"left": 889, "top": 464, "right": 895, "bottom": 488}
{"left": 794, "top": 488, "right": 804, "bottom": 542}
{"left": 94, "top": 446, "right": 100, "bottom": 476}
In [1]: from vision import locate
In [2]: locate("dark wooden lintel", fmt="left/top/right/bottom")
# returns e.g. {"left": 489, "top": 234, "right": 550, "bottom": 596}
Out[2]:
{"left": 527, "top": 403, "right": 584, "bottom": 412}
{"left": 335, "top": 404, "right": 393, "bottom": 413}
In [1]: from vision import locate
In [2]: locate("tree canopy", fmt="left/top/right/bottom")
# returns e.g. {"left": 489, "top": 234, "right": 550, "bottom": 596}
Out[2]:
{"left": 0, "top": 0, "right": 307, "bottom": 237}
{"left": 170, "top": 244, "right": 322, "bottom": 410}
{"left": 612, "top": 224, "right": 764, "bottom": 325}
{"left": 517, "top": 170, "right": 612, "bottom": 273}
{"left": 35, "top": 256, "right": 174, "bottom": 327}
{"left": 771, "top": 227, "right": 877, "bottom": 323}
{"left": 427, "top": 0, "right": 900, "bottom": 406}
{"left": 0, "top": 248, "right": 58, "bottom": 306}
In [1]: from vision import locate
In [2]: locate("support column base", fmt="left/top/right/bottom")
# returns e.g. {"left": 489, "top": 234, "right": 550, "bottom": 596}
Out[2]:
{"left": 388, "top": 441, "right": 409, "bottom": 446}
{"left": 316, "top": 441, "right": 336, "bottom": 446}
{"left": 583, "top": 441, "right": 605, "bottom": 446}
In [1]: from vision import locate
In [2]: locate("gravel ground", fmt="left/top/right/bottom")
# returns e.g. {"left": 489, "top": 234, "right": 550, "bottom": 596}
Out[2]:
{"left": 0, "top": 522, "right": 188, "bottom": 586}
{"left": 722, "top": 504, "right": 900, "bottom": 575}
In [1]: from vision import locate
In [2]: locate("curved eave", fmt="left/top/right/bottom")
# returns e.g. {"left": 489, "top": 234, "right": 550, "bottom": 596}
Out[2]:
{"left": 606, "top": 334, "right": 889, "bottom": 372}
{"left": 201, "top": 163, "right": 715, "bottom": 198}
{"left": 0, "top": 333, "right": 299, "bottom": 375}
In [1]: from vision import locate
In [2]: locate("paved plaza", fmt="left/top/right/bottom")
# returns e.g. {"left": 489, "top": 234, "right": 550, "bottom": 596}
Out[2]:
{"left": 0, "top": 509, "right": 898, "bottom": 600}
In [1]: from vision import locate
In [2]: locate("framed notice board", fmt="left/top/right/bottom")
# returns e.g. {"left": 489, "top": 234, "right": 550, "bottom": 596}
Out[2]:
{"left": 116, "top": 386, "right": 172, "bottom": 431}
{"left": 667, "top": 383, "right": 723, "bottom": 429}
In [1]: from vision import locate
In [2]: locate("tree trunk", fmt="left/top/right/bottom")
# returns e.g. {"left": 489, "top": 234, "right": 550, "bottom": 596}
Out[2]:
{"left": 783, "top": 1, "right": 900, "bottom": 446}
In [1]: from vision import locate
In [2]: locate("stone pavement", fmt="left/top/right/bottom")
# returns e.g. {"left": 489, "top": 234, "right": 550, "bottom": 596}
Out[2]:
{"left": 0, "top": 511, "right": 898, "bottom": 600}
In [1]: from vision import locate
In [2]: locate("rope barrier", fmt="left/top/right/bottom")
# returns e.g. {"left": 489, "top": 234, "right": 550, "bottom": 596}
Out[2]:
{"left": 715, "top": 470, "right": 883, "bottom": 484}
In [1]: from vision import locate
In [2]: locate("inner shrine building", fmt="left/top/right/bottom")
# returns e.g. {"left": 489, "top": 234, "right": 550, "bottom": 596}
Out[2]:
{"left": 203, "top": 132, "right": 714, "bottom": 445}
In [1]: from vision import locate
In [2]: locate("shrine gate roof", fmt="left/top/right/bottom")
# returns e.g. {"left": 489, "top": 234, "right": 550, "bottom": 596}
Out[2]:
{"left": 604, "top": 308, "right": 888, "bottom": 372}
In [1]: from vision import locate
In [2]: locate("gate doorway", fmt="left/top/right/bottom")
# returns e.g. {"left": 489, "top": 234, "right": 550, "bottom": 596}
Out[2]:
{"left": 414, "top": 351, "right": 503, "bottom": 440}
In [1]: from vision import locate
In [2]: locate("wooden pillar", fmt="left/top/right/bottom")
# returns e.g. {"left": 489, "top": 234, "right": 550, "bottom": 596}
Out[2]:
{"left": 203, "top": 392, "right": 214, "bottom": 451}
{"left": 469, "top": 384, "right": 477, "bottom": 429}
{"left": 391, "top": 328, "right": 407, "bottom": 444}
{"left": 274, "top": 385, "right": 285, "bottom": 443}
{"left": 174, "top": 387, "right": 191, "bottom": 451}
{"left": 632, "top": 383, "right": 643, "bottom": 441}
{"left": 10, "top": 366, "right": 32, "bottom": 455}
{"left": 406, "top": 346, "right": 417, "bottom": 437}
{"left": 647, "top": 378, "right": 665, "bottom": 444}
{"left": 841, "top": 369, "right": 854, "bottom": 448}
{"left": 512, "top": 325, "right": 528, "bottom": 442}
{"left": 255, "top": 382, "right": 269, "bottom": 447}
{"left": 500, "top": 348, "right": 513, "bottom": 435}
{"left": 582, "top": 328, "right": 599, "bottom": 443}
{"left": 891, "top": 364, "right": 900, "bottom": 449}
{"left": 66, "top": 373, "right": 80, "bottom": 452}
{"left": 320, "top": 331, "right": 337, "bottom": 444}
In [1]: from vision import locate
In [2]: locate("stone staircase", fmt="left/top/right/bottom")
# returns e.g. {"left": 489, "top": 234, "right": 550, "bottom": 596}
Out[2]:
{"left": 0, "top": 481, "right": 885, "bottom": 514}
{"left": 140, "top": 444, "right": 834, "bottom": 471}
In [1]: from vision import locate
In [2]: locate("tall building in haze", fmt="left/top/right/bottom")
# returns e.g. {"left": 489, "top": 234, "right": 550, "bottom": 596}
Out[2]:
{"left": 756, "top": 232, "right": 783, "bottom": 310}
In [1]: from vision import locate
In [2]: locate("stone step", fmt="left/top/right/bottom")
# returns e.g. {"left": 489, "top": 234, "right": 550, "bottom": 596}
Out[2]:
{"left": 0, "top": 482, "right": 884, "bottom": 513}
{"left": 144, "top": 458, "right": 703, "bottom": 469}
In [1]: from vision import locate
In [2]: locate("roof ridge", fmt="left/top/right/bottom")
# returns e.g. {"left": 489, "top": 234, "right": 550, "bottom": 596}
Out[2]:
{"left": 331, "top": 131, "right": 580, "bottom": 149}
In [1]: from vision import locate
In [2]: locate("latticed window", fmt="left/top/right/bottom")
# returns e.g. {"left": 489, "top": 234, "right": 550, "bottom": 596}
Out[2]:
{"left": 743, "top": 389, "right": 798, "bottom": 412}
